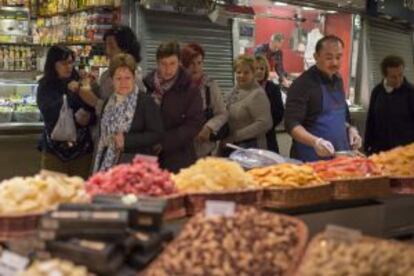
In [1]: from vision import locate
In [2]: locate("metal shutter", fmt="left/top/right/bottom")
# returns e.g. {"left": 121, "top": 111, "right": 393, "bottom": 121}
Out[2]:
{"left": 136, "top": 8, "right": 234, "bottom": 96}
{"left": 366, "top": 19, "right": 414, "bottom": 90}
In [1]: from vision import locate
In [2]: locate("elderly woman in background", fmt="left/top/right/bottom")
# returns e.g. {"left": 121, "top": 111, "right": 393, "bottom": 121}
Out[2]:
{"left": 79, "top": 25, "right": 144, "bottom": 115}
{"left": 93, "top": 54, "right": 163, "bottom": 172}
{"left": 254, "top": 55, "right": 284, "bottom": 153}
{"left": 181, "top": 43, "right": 228, "bottom": 157}
{"left": 221, "top": 55, "right": 272, "bottom": 155}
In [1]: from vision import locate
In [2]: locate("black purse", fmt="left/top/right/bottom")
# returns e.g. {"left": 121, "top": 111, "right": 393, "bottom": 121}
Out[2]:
{"left": 204, "top": 86, "right": 230, "bottom": 141}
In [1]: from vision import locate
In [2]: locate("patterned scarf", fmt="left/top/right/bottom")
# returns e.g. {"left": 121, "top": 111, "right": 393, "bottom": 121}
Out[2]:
{"left": 93, "top": 87, "right": 139, "bottom": 172}
{"left": 152, "top": 71, "right": 177, "bottom": 105}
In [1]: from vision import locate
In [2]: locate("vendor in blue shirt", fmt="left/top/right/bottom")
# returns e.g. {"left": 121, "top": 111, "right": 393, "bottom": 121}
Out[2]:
{"left": 284, "top": 35, "right": 362, "bottom": 162}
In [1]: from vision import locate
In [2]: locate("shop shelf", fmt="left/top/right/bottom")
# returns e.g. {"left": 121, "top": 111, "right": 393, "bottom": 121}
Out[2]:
{"left": 38, "top": 5, "right": 119, "bottom": 18}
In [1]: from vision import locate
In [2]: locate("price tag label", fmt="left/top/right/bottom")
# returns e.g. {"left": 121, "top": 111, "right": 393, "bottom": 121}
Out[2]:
{"left": 0, "top": 250, "right": 30, "bottom": 275}
{"left": 325, "top": 224, "right": 362, "bottom": 243}
{"left": 205, "top": 200, "right": 235, "bottom": 218}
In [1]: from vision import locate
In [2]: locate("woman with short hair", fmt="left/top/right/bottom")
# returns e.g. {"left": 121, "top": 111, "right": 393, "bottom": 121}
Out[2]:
{"left": 93, "top": 53, "right": 163, "bottom": 172}
{"left": 144, "top": 41, "right": 203, "bottom": 172}
{"left": 181, "top": 43, "right": 228, "bottom": 157}
{"left": 221, "top": 55, "right": 272, "bottom": 155}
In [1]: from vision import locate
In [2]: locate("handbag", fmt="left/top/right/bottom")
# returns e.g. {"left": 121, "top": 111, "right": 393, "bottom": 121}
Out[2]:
{"left": 51, "top": 94, "right": 77, "bottom": 142}
{"left": 204, "top": 85, "right": 230, "bottom": 141}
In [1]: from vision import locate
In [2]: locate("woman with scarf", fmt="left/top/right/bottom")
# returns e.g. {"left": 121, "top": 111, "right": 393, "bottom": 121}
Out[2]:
{"left": 144, "top": 41, "right": 203, "bottom": 173}
{"left": 181, "top": 43, "right": 228, "bottom": 157}
{"left": 93, "top": 54, "right": 163, "bottom": 172}
{"left": 254, "top": 55, "right": 284, "bottom": 153}
{"left": 220, "top": 55, "right": 273, "bottom": 156}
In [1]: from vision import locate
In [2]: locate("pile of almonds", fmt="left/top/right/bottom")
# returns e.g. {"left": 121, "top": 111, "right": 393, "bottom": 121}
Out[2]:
{"left": 297, "top": 234, "right": 414, "bottom": 276}
{"left": 146, "top": 206, "right": 304, "bottom": 276}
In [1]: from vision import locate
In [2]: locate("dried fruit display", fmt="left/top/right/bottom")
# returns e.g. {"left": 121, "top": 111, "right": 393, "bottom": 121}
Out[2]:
{"left": 310, "top": 156, "right": 383, "bottom": 181}
{"left": 172, "top": 158, "right": 255, "bottom": 193}
{"left": 0, "top": 171, "right": 87, "bottom": 215}
{"left": 20, "top": 258, "right": 89, "bottom": 276}
{"left": 370, "top": 143, "right": 414, "bottom": 177}
{"left": 86, "top": 157, "right": 176, "bottom": 197}
{"left": 297, "top": 233, "right": 414, "bottom": 276}
{"left": 248, "top": 164, "right": 325, "bottom": 188}
{"left": 146, "top": 206, "right": 307, "bottom": 276}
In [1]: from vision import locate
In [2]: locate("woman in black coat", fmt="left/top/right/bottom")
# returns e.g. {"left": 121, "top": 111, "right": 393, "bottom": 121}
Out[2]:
{"left": 37, "top": 46, "right": 95, "bottom": 179}
{"left": 93, "top": 54, "right": 163, "bottom": 172}
{"left": 254, "top": 55, "right": 284, "bottom": 153}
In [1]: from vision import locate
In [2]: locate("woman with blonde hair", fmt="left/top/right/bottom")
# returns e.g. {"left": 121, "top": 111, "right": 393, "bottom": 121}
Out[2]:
{"left": 93, "top": 53, "right": 163, "bottom": 172}
{"left": 221, "top": 55, "right": 272, "bottom": 155}
{"left": 254, "top": 55, "right": 284, "bottom": 153}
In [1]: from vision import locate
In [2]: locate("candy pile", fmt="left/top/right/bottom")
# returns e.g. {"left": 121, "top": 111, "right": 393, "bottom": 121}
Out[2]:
{"left": 172, "top": 158, "right": 255, "bottom": 193}
{"left": 86, "top": 157, "right": 176, "bottom": 196}
{"left": 0, "top": 171, "right": 87, "bottom": 215}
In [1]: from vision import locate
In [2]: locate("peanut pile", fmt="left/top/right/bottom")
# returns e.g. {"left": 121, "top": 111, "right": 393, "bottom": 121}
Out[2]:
{"left": 146, "top": 206, "right": 302, "bottom": 276}
{"left": 298, "top": 235, "right": 414, "bottom": 276}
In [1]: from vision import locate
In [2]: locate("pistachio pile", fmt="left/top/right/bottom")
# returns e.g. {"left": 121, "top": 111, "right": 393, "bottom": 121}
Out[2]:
{"left": 146, "top": 206, "right": 303, "bottom": 276}
{"left": 298, "top": 235, "right": 414, "bottom": 276}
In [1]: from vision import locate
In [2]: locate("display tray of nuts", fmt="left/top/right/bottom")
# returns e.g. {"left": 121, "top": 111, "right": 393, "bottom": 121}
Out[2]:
{"left": 295, "top": 232, "right": 414, "bottom": 276}
{"left": 144, "top": 206, "right": 308, "bottom": 276}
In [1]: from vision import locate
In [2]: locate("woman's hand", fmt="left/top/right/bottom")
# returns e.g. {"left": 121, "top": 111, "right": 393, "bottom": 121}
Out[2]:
{"left": 195, "top": 126, "right": 212, "bottom": 143}
{"left": 74, "top": 108, "right": 91, "bottom": 126}
{"left": 114, "top": 132, "right": 125, "bottom": 151}
{"left": 79, "top": 86, "right": 98, "bottom": 107}
{"left": 68, "top": 81, "right": 80, "bottom": 93}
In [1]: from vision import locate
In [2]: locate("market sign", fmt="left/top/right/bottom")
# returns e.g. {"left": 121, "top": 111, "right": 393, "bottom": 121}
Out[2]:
{"left": 367, "top": 0, "right": 414, "bottom": 24}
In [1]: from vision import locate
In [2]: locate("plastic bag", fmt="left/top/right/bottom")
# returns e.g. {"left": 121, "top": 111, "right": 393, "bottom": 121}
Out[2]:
{"left": 229, "top": 147, "right": 302, "bottom": 169}
{"left": 51, "top": 94, "right": 77, "bottom": 142}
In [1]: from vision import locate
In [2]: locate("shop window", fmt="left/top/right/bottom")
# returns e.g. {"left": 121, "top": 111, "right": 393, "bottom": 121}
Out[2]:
{"left": 234, "top": 2, "right": 359, "bottom": 104}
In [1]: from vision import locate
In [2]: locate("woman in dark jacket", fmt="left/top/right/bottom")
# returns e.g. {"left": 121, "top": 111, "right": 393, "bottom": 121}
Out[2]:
{"left": 144, "top": 41, "right": 203, "bottom": 173}
{"left": 254, "top": 55, "right": 284, "bottom": 153}
{"left": 37, "top": 46, "right": 95, "bottom": 179}
{"left": 93, "top": 54, "right": 163, "bottom": 172}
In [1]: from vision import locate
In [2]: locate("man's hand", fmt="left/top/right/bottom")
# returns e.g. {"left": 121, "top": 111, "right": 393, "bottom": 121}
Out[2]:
{"left": 74, "top": 108, "right": 91, "bottom": 126}
{"left": 348, "top": 126, "right": 362, "bottom": 150}
{"left": 313, "top": 138, "right": 335, "bottom": 157}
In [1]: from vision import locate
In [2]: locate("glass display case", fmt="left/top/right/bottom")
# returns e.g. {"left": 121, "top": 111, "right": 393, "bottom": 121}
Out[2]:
{"left": 0, "top": 79, "right": 40, "bottom": 124}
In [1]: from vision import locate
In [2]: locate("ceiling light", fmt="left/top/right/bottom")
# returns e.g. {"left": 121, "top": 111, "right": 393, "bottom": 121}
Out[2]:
{"left": 326, "top": 10, "right": 337, "bottom": 14}
{"left": 302, "top": 7, "right": 316, "bottom": 11}
{"left": 273, "top": 1, "right": 288, "bottom": 6}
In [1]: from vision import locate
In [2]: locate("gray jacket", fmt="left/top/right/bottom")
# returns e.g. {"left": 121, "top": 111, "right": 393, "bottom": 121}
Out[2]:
{"left": 227, "top": 82, "right": 272, "bottom": 149}
{"left": 194, "top": 78, "right": 229, "bottom": 157}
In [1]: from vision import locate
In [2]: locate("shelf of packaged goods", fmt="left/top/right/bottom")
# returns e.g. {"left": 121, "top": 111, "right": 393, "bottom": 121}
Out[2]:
{"left": 37, "top": 5, "right": 120, "bottom": 18}
{"left": 0, "top": 42, "right": 37, "bottom": 46}
{"left": 33, "top": 41, "right": 104, "bottom": 47}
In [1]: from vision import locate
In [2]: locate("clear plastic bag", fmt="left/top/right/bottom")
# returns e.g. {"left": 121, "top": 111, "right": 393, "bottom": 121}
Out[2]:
{"left": 228, "top": 144, "right": 302, "bottom": 169}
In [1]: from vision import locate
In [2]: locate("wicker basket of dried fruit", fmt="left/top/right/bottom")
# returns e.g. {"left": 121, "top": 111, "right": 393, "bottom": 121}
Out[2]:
{"left": 145, "top": 205, "right": 308, "bottom": 276}
{"left": 295, "top": 230, "right": 414, "bottom": 276}
{"left": 0, "top": 171, "right": 88, "bottom": 241}
{"left": 369, "top": 143, "right": 414, "bottom": 195}
{"left": 262, "top": 184, "right": 332, "bottom": 209}
{"left": 331, "top": 175, "right": 391, "bottom": 200}
{"left": 172, "top": 158, "right": 260, "bottom": 215}
{"left": 310, "top": 156, "right": 391, "bottom": 200}
{"left": 248, "top": 163, "right": 333, "bottom": 209}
